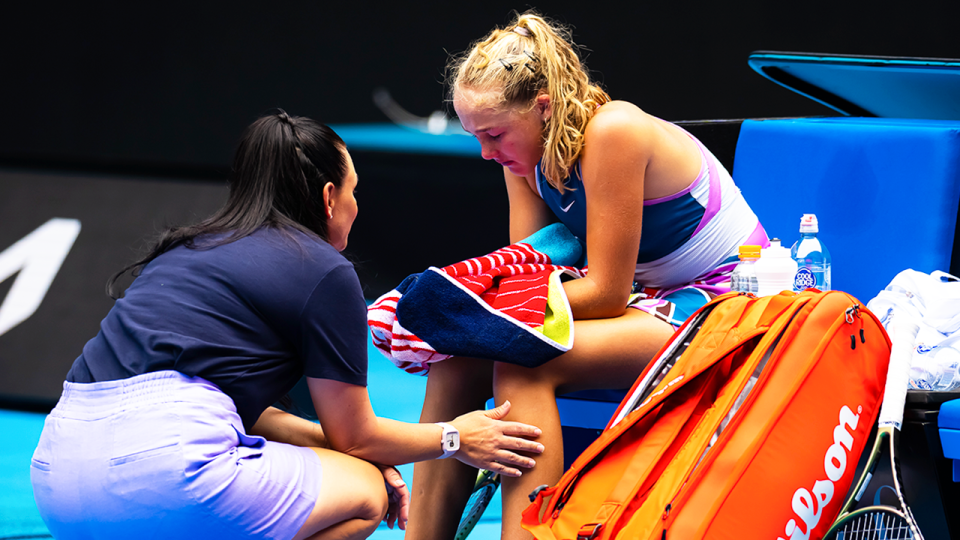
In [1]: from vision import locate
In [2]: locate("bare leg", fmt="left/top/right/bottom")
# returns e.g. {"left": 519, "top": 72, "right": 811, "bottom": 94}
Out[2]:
{"left": 494, "top": 309, "right": 674, "bottom": 540}
{"left": 404, "top": 356, "right": 494, "bottom": 540}
{"left": 293, "top": 448, "right": 389, "bottom": 540}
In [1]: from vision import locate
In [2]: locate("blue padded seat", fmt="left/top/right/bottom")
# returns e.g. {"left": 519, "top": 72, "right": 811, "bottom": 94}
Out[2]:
{"left": 556, "top": 389, "right": 628, "bottom": 430}
{"left": 732, "top": 117, "right": 960, "bottom": 304}
{"left": 938, "top": 399, "right": 960, "bottom": 480}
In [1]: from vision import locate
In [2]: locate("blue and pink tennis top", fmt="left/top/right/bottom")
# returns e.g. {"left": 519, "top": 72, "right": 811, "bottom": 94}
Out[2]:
{"left": 535, "top": 131, "right": 768, "bottom": 291}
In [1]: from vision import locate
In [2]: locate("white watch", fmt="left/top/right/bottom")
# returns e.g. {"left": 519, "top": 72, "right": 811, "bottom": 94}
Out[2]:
{"left": 436, "top": 422, "right": 460, "bottom": 459}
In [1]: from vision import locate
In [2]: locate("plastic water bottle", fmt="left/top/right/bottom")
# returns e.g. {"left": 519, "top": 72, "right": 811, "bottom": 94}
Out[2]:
{"left": 790, "top": 214, "right": 831, "bottom": 292}
{"left": 755, "top": 239, "right": 798, "bottom": 297}
{"left": 730, "top": 245, "right": 760, "bottom": 294}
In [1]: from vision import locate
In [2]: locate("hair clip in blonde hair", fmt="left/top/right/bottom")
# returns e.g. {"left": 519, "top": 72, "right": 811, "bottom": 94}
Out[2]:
{"left": 521, "top": 50, "right": 537, "bottom": 73}
{"left": 513, "top": 26, "right": 531, "bottom": 37}
{"left": 498, "top": 58, "right": 514, "bottom": 71}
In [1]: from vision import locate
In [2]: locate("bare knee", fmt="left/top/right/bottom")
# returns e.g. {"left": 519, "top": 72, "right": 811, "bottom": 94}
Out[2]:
{"left": 296, "top": 450, "right": 389, "bottom": 540}
{"left": 353, "top": 460, "right": 389, "bottom": 524}
{"left": 311, "top": 460, "right": 386, "bottom": 540}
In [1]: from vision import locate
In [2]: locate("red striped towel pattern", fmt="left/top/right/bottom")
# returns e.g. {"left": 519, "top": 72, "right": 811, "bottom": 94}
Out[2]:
{"left": 367, "top": 241, "right": 584, "bottom": 374}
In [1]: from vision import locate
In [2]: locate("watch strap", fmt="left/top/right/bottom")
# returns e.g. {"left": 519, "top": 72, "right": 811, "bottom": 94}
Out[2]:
{"left": 435, "top": 422, "right": 460, "bottom": 459}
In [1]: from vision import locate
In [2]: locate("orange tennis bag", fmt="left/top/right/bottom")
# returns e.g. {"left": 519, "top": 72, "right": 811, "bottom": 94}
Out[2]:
{"left": 522, "top": 290, "right": 892, "bottom": 540}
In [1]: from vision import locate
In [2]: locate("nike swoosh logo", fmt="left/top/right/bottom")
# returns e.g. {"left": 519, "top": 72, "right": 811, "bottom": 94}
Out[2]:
{"left": 561, "top": 200, "right": 575, "bottom": 212}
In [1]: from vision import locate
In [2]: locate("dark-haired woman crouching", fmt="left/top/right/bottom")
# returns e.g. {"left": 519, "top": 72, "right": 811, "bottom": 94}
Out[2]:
{"left": 30, "top": 112, "right": 543, "bottom": 540}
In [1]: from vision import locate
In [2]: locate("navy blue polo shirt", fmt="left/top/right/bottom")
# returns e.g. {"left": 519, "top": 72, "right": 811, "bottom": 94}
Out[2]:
{"left": 66, "top": 227, "right": 368, "bottom": 430}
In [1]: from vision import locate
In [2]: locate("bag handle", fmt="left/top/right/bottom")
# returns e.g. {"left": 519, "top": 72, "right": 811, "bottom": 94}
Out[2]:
{"left": 758, "top": 291, "right": 804, "bottom": 327}
{"left": 522, "top": 486, "right": 562, "bottom": 540}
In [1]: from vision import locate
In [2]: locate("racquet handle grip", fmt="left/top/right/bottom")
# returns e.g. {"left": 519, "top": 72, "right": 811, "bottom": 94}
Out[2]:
{"left": 879, "top": 318, "right": 920, "bottom": 430}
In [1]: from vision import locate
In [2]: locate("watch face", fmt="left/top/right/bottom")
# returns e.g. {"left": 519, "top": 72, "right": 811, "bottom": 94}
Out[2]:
{"left": 438, "top": 423, "right": 460, "bottom": 457}
{"left": 445, "top": 430, "right": 460, "bottom": 448}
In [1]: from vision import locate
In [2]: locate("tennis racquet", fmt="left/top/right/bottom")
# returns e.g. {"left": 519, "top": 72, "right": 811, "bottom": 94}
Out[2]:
{"left": 822, "top": 317, "right": 923, "bottom": 540}
{"left": 455, "top": 469, "right": 500, "bottom": 540}
{"left": 612, "top": 305, "right": 713, "bottom": 426}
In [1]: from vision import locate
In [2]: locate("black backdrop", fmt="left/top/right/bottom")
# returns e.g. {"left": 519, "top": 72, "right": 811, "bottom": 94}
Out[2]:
{"left": 4, "top": 0, "right": 960, "bottom": 170}
{"left": 2, "top": 0, "right": 960, "bottom": 406}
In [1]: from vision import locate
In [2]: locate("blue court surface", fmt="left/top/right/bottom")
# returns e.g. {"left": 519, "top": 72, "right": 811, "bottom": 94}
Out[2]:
{"left": 0, "top": 327, "right": 503, "bottom": 540}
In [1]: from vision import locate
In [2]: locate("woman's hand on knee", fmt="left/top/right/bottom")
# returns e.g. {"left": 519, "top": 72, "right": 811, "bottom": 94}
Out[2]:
{"left": 377, "top": 464, "right": 409, "bottom": 530}
{"left": 451, "top": 400, "right": 544, "bottom": 477}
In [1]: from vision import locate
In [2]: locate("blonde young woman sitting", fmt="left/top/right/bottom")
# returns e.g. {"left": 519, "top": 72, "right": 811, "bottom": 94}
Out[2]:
{"left": 401, "top": 11, "right": 770, "bottom": 540}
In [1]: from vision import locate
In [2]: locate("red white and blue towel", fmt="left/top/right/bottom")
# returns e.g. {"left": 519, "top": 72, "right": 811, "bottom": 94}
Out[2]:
{"left": 367, "top": 224, "right": 584, "bottom": 375}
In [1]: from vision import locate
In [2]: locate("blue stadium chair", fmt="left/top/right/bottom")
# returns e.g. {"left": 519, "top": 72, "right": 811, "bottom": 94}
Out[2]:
{"left": 732, "top": 117, "right": 960, "bottom": 304}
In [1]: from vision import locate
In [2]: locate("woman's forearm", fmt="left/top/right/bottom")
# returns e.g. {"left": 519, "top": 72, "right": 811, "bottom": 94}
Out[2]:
{"left": 309, "top": 378, "right": 542, "bottom": 476}
{"left": 341, "top": 406, "right": 542, "bottom": 478}
{"left": 324, "top": 415, "right": 443, "bottom": 465}
{"left": 248, "top": 406, "right": 329, "bottom": 448}
{"left": 250, "top": 405, "right": 443, "bottom": 465}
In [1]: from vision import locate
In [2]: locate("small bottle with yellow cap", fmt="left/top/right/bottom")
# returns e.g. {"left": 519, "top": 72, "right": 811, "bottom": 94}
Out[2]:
{"left": 731, "top": 244, "right": 761, "bottom": 294}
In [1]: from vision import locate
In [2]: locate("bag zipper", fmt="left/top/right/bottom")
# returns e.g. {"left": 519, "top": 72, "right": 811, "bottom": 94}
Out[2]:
{"left": 845, "top": 303, "right": 864, "bottom": 349}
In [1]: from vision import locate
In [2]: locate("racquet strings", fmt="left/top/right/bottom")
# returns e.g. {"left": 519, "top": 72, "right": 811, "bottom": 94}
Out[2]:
{"left": 455, "top": 470, "right": 499, "bottom": 540}
{"left": 624, "top": 308, "right": 711, "bottom": 417}
{"left": 834, "top": 508, "right": 915, "bottom": 539}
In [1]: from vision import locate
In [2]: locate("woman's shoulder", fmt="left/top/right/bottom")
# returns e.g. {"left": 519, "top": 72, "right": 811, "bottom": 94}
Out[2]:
{"left": 583, "top": 101, "right": 660, "bottom": 145}
{"left": 197, "top": 226, "right": 350, "bottom": 278}
{"left": 231, "top": 228, "right": 358, "bottom": 300}
{"left": 259, "top": 227, "right": 349, "bottom": 265}
{"left": 581, "top": 100, "right": 663, "bottom": 158}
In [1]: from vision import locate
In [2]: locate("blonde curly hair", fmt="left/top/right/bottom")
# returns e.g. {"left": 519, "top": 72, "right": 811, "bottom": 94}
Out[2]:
{"left": 449, "top": 11, "right": 610, "bottom": 192}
